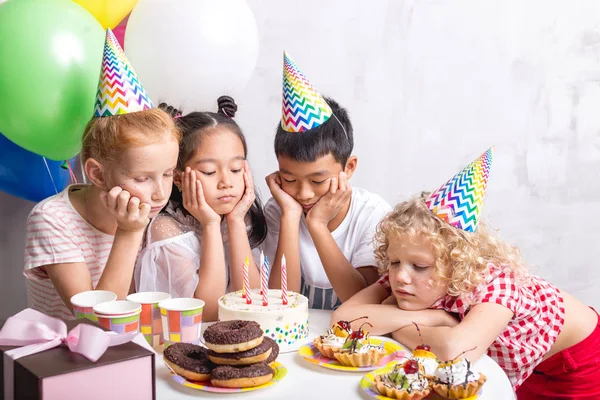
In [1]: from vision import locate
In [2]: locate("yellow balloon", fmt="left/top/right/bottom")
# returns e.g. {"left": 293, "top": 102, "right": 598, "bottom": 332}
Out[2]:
{"left": 72, "top": 0, "right": 138, "bottom": 29}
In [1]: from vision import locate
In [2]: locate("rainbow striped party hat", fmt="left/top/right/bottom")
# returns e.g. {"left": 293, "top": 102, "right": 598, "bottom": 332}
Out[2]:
{"left": 93, "top": 29, "right": 154, "bottom": 117}
{"left": 281, "top": 51, "right": 332, "bottom": 132}
{"left": 425, "top": 147, "right": 494, "bottom": 232}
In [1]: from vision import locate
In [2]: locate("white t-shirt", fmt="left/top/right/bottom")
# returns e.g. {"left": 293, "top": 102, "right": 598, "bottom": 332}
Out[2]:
{"left": 24, "top": 185, "right": 114, "bottom": 319}
{"left": 135, "top": 202, "right": 260, "bottom": 298}
{"left": 261, "top": 187, "right": 391, "bottom": 310}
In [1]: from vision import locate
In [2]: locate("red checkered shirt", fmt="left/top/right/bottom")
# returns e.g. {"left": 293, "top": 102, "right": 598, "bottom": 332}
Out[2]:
{"left": 377, "top": 263, "right": 565, "bottom": 389}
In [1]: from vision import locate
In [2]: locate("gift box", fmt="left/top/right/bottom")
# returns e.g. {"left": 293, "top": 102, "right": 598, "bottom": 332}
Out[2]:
{"left": 1, "top": 312, "right": 155, "bottom": 400}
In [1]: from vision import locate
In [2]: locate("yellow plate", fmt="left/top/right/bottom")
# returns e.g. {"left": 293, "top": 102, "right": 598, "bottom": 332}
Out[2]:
{"left": 169, "top": 361, "right": 287, "bottom": 393}
{"left": 361, "top": 364, "right": 481, "bottom": 400}
{"left": 298, "top": 337, "right": 406, "bottom": 372}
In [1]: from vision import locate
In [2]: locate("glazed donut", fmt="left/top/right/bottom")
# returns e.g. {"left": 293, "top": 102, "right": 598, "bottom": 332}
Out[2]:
{"left": 163, "top": 343, "right": 214, "bottom": 381}
{"left": 203, "top": 320, "right": 264, "bottom": 353}
{"left": 211, "top": 363, "right": 274, "bottom": 388}
{"left": 208, "top": 337, "right": 273, "bottom": 366}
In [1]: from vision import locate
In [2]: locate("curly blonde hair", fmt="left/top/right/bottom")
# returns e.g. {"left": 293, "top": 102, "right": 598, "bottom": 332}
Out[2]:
{"left": 375, "top": 193, "right": 529, "bottom": 297}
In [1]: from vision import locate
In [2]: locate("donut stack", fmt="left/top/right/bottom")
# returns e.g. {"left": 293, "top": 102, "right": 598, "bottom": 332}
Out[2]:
{"left": 164, "top": 320, "right": 279, "bottom": 388}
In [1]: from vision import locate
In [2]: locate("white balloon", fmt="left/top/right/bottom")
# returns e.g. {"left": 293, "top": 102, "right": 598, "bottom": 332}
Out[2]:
{"left": 125, "top": 0, "right": 259, "bottom": 111}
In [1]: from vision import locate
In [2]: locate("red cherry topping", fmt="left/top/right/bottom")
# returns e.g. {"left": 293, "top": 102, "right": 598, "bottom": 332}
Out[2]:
{"left": 416, "top": 344, "right": 431, "bottom": 351}
{"left": 403, "top": 359, "right": 419, "bottom": 374}
{"left": 336, "top": 320, "right": 351, "bottom": 331}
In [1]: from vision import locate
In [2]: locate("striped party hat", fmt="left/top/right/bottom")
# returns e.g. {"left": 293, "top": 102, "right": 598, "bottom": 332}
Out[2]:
{"left": 281, "top": 51, "right": 332, "bottom": 132}
{"left": 425, "top": 147, "right": 494, "bottom": 232}
{"left": 93, "top": 29, "right": 154, "bottom": 117}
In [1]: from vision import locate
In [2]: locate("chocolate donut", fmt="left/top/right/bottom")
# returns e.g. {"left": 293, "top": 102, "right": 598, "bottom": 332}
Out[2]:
{"left": 263, "top": 337, "right": 280, "bottom": 365}
{"left": 203, "top": 320, "right": 264, "bottom": 353}
{"left": 211, "top": 363, "right": 274, "bottom": 388}
{"left": 208, "top": 337, "right": 273, "bottom": 366}
{"left": 163, "top": 343, "right": 214, "bottom": 381}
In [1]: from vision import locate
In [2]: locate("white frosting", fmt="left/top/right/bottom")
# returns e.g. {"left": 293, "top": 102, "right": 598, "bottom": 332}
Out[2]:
{"left": 321, "top": 332, "right": 346, "bottom": 347}
{"left": 414, "top": 356, "right": 439, "bottom": 376}
{"left": 435, "top": 359, "right": 480, "bottom": 384}
{"left": 218, "top": 289, "right": 309, "bottom": 352}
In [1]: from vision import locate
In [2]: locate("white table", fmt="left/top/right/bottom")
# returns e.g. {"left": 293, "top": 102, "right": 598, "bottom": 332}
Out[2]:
{"left": 155, "top": 310, "right": 515, "bottom": 399}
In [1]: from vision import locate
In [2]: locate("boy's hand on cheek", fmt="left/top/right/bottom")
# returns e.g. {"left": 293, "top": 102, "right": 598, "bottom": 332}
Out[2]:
{"left": 182, "top": 167, "right": 221, "bottom": 226}
{"left": 101, "top": 186, "right": 151, "bottom": 232}
{"left": 306, "top": 171, "right": 352, "bottom": 227}
{"left": 265, "top": 172, "right": 302, "bottom": 218}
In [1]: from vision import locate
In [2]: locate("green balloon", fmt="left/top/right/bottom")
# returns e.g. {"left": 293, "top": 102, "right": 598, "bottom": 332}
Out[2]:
{"left": 0, "top": 0, "right": 104, "bottom": 160}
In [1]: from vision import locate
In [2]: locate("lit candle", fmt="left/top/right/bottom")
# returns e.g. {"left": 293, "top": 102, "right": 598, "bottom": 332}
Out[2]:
{"left": 262, "top": 256, "right": 269, "bottom": 306}
{"left": 281, "top": 254, "right": 288, "bottom": 305}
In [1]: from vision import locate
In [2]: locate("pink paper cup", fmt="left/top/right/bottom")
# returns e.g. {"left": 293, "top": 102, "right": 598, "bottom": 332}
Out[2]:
{"left": 158, "top": 298, "right": 204, "bottom": 347}
{"left": 93, "top": 300, "right": 141, "bottom": 334}
{"left": 70, "top": 290, "right": 117, "bottom": 322}
{"left": 126, "top": 292, "right": 171, "bottom": 347}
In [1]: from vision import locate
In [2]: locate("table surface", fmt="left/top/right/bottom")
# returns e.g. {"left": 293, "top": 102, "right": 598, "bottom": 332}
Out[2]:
{"left": 154, "top": 309, "right": 515, "bottom": 399}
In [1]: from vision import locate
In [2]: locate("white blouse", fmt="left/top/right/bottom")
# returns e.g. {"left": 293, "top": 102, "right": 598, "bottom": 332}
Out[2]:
{"left": 135, "top": 202, "right": 260, "bottom": 298}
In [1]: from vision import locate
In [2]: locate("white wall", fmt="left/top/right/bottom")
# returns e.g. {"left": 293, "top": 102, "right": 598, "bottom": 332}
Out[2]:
{"left": 2, "top": 0, "right": 599, "bottom": 321}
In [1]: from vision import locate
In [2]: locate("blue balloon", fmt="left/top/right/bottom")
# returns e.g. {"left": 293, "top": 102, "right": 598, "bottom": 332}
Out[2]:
{"left": 0, "top": 132, "right": 76, "bottom": 202}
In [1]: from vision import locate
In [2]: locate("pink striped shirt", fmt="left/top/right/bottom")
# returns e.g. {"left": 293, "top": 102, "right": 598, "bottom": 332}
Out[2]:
{"left": 24, "top": 185, "right": 114, "bottom": 319}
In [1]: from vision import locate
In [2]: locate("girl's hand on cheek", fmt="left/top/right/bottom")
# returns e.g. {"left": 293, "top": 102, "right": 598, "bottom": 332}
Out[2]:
{"left": 101, "top": 186, "right": 151, "bottom": 232}
{"left": 227, "top": 161, "right": 255, "bottom": 224}
{"left": 182, "top": 167, "right": 221, "bottom": 226}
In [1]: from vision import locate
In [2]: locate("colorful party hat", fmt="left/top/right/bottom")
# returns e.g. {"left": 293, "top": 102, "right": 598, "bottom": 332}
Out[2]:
{"left": 425, "top": 147, "right": 494, "bottom": 232}
{"left": 281, "top": 51, "right": 332, "bottom": 132}
{"left": 93, "top": 29, "right": 154, "bottom": 117}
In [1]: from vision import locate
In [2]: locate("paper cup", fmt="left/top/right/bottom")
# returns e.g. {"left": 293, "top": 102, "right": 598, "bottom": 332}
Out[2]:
{"left": 126, "top": 292, "right": 171, "bottom": 347}
{"left": 94, "top": 300, "right": 141, "bottom": 334}
{"left": 158, "top": 298, "right": 204, "bottom": 347}
{"left": 70, "top": 290, "right": 117, "bottom": 322}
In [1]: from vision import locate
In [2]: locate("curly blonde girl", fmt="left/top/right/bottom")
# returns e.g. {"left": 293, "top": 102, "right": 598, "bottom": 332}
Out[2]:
{"left": 374, "top": 192, "right": 530, "bottom": 297}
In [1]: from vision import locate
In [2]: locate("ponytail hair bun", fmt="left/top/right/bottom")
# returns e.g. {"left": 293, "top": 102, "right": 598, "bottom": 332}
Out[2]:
{"left": 217, "top": 96, "right": 238, "bottom": 118}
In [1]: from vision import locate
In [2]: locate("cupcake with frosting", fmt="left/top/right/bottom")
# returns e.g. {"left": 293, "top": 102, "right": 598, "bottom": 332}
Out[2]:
{"left": 313, "top": 316, "right": 366, "bottom": 359}
{"left": 432, "top": 358, "right": 487, "bottom": 399}
{"left": 373, "top": 359, "right": 430, "bottom": 400}
{"left": 333, "top": 322, "right": 386, "bottom": 367}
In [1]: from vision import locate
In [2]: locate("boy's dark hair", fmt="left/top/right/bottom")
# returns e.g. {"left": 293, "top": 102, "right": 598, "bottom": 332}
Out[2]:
{"left": 274, "top": 97, "right": 354, "bottom": 166}
{"left": 158, "top": 96, "right": 267, "bottom": 248}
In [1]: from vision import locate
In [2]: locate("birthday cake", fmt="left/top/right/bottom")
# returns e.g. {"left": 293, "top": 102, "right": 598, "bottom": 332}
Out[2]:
{"left": 217, "top": 289, "right": 309, "bottom": 352}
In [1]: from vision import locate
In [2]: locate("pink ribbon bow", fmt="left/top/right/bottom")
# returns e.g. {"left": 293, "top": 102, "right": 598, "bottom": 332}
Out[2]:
{"left": 0, "top": 309, "right": 152, "bottom": 400}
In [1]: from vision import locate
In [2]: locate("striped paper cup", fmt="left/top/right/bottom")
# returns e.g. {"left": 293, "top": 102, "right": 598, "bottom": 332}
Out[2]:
{"left": 70, "top": 290, "right": 117, "bottom": 322}
{"left": 158, "top": 298, "right": 204, "bottom": 347}
{"left": 127, "top": 292, "right": 171, "bottom": 347}
{"left": 93, "top": 300, "right": 141, "bottom": 334}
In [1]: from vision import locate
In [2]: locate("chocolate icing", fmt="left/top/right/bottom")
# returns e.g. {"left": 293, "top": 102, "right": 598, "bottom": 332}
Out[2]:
{"left": 211, "top": 363, "right": 273, "bottom": 380}
{"left": 208, "top": 338, "right": 271, "bottom": 360}
{"left": 203, "top": 320, "right": 263, "bottom": 345}
{"left": 163, "top": 343, "right": 213, "bottom": 374}
{"left": 263, "top": 337, "right": 279, "bottom": 364}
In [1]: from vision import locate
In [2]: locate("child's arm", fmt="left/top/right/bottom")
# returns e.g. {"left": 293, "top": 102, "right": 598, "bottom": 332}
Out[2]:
{"left": 182, "top": 169, "right": 227, "bottom": 321}
{"left": 265, "top": 172, "right": 303, "bottom": 292}
{"left": 392, "top": 302, "right": 513, "bottom": 361}
{"left": 330, "top": 282, "right": 459, "bottom": 335}
{"left": 46, "top": 187, "right": 148, "bottom": 306}
{"left": 226, "top": 162, "right": 260, "bottom": 290}
{"left": 305, "top": 172, "right": 369, "bottom": 301}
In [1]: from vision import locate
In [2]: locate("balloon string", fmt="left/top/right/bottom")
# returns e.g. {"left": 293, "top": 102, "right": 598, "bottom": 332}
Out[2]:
{"left": 43, "top": 157, "right": 59, "bottom": 195}
{"left": 67, "top": 161, "right": 77, "bottom": 184}
{"left": 79, "top": 154, "right": 87, "bottom": 184}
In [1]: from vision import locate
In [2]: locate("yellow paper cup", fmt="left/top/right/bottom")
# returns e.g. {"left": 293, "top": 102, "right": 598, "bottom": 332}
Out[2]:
{"left": 70, "top": 290, "right": 117, "bottom": 322}
{"left": 126, "top": 292, "right": 171, "bottom": 347}
{"left": 158, "top": 298, "right": 204, "bottom": 347}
